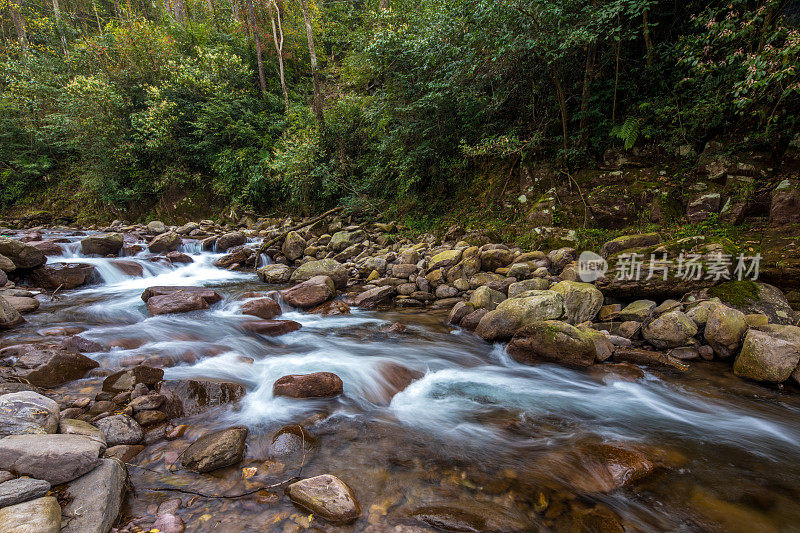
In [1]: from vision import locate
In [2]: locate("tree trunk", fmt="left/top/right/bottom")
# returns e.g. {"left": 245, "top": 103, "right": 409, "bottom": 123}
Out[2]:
{"left": 268, "top": 0, "right": 289, "bottom": 110}
{"left": 551, "top": 66, "right": 568, "bottom": 153}
{"left": 379, "top": 0, "right": 388, "bottom": 10}
{"left": 246, "top": 0, "right": 267, "bottom": 94}
{"left": 300, "top": 0, "right": 324, "bottom": 125}
{"left": 10, "top": 2, "right": 29, "bottom": 50}
{"left": 642, "top": 8, "right": 653, "bottom": 67}
{"left": 90, "top": 0, "right": 103, "bottom": 34}
{"left": 174, "top": 0, "right": 186, "bottom": 25}
{"left": 579, "top": 42, "right": 595, "bottom": 144}
{"left": 51, "top": 0, "right": 68, "bottom": 55}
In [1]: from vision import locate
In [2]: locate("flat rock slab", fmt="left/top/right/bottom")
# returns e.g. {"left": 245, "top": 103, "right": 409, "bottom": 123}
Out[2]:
{"left": 273, "top": 372, "right": 343, "bottom": 399}
{"left": 95, "top": 414, "right": 143, "bottom": 447}
{"left": 241, "top": 320, "right": 301, "bottom": 336}
{"left": 0, "top": 496, "right": 61, "bottom": 533}
{"left": 0, "top": 434, "right": 103, "bottom": 485}
{"left": 0, "top": 477, "right": 51, "bottom": 507}
{"left": 0, "top": 345, "right": 99, "bottom": 388}
{"left": 140, "top": 286, "right": 222, "bottom": 304}
{"left": 0, "top": 391, "right": 59, "bottom": 437}
{"left": 157, "top": 379, "right": 245, "bottom": 418}
{"left": 62, "top": 458, "right": 127, "bottom": 533}
{"left": 287, "top": 474, "right": 361, "bottom": 524}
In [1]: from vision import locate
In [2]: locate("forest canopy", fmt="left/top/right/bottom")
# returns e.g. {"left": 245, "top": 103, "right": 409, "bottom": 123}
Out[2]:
{"left": 1, "top": 0, "right": 798, "bottom": 216}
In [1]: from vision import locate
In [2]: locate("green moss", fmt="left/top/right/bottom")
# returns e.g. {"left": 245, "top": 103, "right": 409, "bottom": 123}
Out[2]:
{"left": 708, "top": 280, "right": 760, "bottom": 307}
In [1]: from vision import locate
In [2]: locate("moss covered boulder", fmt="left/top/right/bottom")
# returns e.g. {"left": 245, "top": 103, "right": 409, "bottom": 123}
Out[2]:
{"left": 475, "top": 291, "right": 564, "bottom": 341}
{"left": 733, "top": 325, "right": 800, "bottom": 383}
{"left": 704, "top": 305, "right": 748, "bottom": 358}
{"left": 508, "top": 320, "right": 599, "bottom": 367}
{"left": 642, "top": 310, "right": 698, "bottom": 349}
{"left": 551, "top": 280, "right": 604, "bottom": 324}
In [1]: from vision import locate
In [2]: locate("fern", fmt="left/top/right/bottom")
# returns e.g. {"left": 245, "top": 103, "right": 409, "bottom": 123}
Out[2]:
{"left": 610, "top": 116, "right": 642, "bottom": 150}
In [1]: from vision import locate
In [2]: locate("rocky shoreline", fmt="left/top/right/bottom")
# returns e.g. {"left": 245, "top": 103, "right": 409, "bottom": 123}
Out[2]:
{"left": 0, "top": 214, "right": 799, "bottom": 531}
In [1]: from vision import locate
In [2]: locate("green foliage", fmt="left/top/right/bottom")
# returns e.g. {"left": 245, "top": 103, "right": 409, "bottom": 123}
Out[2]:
{"left": 611, "top": 117, "right": 643, "bottom": 151}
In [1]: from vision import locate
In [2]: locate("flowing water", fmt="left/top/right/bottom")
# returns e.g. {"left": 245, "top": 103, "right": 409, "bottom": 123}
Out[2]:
{"left": 5, "top": 230, "right": 800, "bottom": 531}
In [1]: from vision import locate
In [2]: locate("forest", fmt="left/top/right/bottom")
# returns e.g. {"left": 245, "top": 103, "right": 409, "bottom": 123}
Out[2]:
{"left": 1, "top": 0, "right": 799, "bottom": 220}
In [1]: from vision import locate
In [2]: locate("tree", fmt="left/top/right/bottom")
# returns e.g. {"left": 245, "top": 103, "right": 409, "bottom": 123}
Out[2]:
{"left": 245, "top": 0, "right": 267, "bottom": 94}
{"left": 300, "top": 0, "right": 324, "bottom": 125}
{"left": 268, "top": 0, "right": 289, "bottom": 110}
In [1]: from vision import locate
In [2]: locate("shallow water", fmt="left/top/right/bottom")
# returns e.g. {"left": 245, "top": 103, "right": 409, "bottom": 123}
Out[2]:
{"left": 7, "top": 230, "right": 800, "bottom": 531}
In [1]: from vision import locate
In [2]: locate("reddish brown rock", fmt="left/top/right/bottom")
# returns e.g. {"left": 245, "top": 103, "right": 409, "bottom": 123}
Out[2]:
{"left": 281, "top": 276, "right": 335, "bottom": 309}
{"left": 102, "top": 366, "right": 164, "bottom": 393}
{"left": 0, "top": 344, "right": 99, "bottom": 388}
{"left": 146, "top": 292, "right": 209, "bottom": 315}
{"left": 165, "top": 251, "right": 193, "bottom": 264}
{"left": 241, "top": 298, "right": 282, "bottom": 319}
{"left": 28, "top": 263, "right": 96, "bottom": 290}
{"left": 157, "top": 379, "right": 245, "bottom": 418}
{"left": 30, "top": 241, "right": 63, "bottom": 255}
{"left": 308, "top": 300, "right": 351, "bottom": 316}
{"left": 141, "top": 286, "right": 222, "bottom": 304}
{"left": 241, "top": 319, "right": 301, "bottom": 336}
{"left": 273, "top": 372, "right": 343, "bottom": 399}
{"left": 110, "top": 260, "right": 144, "bottom": 277}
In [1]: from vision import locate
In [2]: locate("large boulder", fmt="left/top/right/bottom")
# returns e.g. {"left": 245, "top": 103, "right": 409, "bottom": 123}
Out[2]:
{"left": 0, "top": 477, "right": 51, "bottom": 508}
{"left": 330, "top": 230, "right": 367, "bottom": 252}
{"left": 28, "top": 263, "right": 96, "bottom": 290}
{"left": 642, "top": 310, "right": 698, "bottom": 349}
{"left": 180, "top": 426, "right": 248, "bottom": 473}
{"left": 429, "top": 249, "right": 462, "bottom": 270}
{"left": 257, "top": 264, "right": 292, "bottom": 284}
{"left": 282, "top": 275, "right": 335, "bottom": 308}
{"left": 146, "top": 292, "right": 209, "bottom": 315}
{"left": 273, "top": 372, "right": 344, "bottom": 398}
{"left": 480, "top": 248, "right": 514, "bottom": 271}
{"left": 475, "top": 291, "right": 564, "bottom": 341}
{"left": 80, "top": 233, "right": 123, "bottom": 257}
{"left": 157, "top": 379, "right": 246, "bottom": 418}
{"left": 0, "top": 237, "right": 47, "bottom": 269}
{"left": 550, "top": 281, "right": 604, "bottom": 324}
{"left": 733, "top": 325, "right": 800, "bottom": 383}
{"left": 0, "top": 345, "right": 99, "bottom": 388}
{"left": 62, "top": 458, "right": 127, "bottom": 533}
{"left": 0, "top": 434, "right": 103, "bottom": 484}
{"left": 287, "top": 475, "right": 361, "bottom": 524}
{"left": 0, "top": 296, "right": 23, "bottom": 329}
{"left": 146, "top": 220, "right": 166, "bottom": 234}
{"left": 282, "top": 231, "right": 306, "bottom": 261}
{"left": 352, "top": 286, "right": 395, "bottom": 308}
{"left": 469, "top": 286, "right": 506, "bottom": 311}
{"left": 290, "top": 259, "right": 348, "bottom": 289}
{"left": 216, "top": 231, "right": 246, "bottom": 252}
{"left": 769, "top": 179, "right": 800, "bottom": 227}
{"left": 0, "top": 392, "right": 59, "bottom": 437}
{"left": 0, "top": 496, "right": 62, "bottom": 533}
{"left": 241, "top": 319, "right": 302, "bottom": 336}
{"left": 508, "top": 279, "right": 549, "bottom": 298}
{"left": 95, "top": 414, "right": 144, "bottom": 446}
{"left": 30, "top": 240, "right": 63, "bottom": 256}
{"left": 508, "top": 320, "right": 599, "bottom": 367}
{"left": 617, "top": 300, "right": 656, "bottom": 322}
{"left": 241, "top": 297, "right": 281, "bottom": 319}
{"left": 704, "top": 305, "right": 748, "bottom": 358}
{"left": 141, "top": 286, "right": 222, "bottom": 305}
{"left": 148, "top": 232, "right": 182, "bottom": 253}
{"left": 0, "top": 253, "right": 15, "bottom": 273}
{"left": 708, "top": 281, "right": 794, "bottom": 325}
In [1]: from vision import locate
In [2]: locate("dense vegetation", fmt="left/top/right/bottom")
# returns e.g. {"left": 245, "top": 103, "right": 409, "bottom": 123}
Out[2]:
{"left": 1, "top": 0, "right": 798, "bottom": 219}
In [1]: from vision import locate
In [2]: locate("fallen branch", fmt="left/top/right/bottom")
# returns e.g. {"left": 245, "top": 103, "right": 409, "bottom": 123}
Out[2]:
{"left": 257, "top": 206, "right": 345, "bottom": 258}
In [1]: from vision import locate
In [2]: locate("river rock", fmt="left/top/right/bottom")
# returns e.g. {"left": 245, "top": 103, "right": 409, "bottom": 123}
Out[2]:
{"left": 216, "top": 231, "right": 246, "bottom": 252}
{"left": 642, "top": 310, "right": 698, "bottom": 349}
{"left": 242, "top": 319, "right": 301, "bottom": 336}
{"left": 0, "top": 296, "right": 23, "bottom": 329}
{"left": 282, "top": 231, "right": 306, "bottom": 261}
{"left": 0, "top": 345, "right": 99, "bottom": 388}
{"left": 704, "top": 305, "right": 747, "bottom": 358}
{"left": 152, "top": 514, "right": 185, "bottom": 533}
{"left": 508, "top": 279, "right": 549, "bottom": 298}
{"left": 0, "top": 391, "right": 59, "bottom": 437}
{"left": 80, "top": 233, "right": 123, "bottom": 257}
{"left": 241, "top": 297, "right": 281, "bottom": 319}
{"left": 0, "top": 477, "right": 51, "bottom": 507}
{"left": 28, "top": 263, "right": 96, "bottom": 290}
{"left": 95, "top": 414, "right": 144, "bottom": 446}
{"left": 62, "top": 458, "right": 127, "bottom": 533}
{"left": 308, "top": 300, "right": 351, "bottom": 315}
{"left": 508, "top": 320, "right": 598, "bottom": 367}
{"left": 480, "top": 248, "right": 514, "bottom": 271}
{"left": 600, "top": 233, "right": 661, "bottom": 258}
{"left": 550, "top": 280, "right": 604, "bottom": 324}
{"left": 0, "top": 496, "right": 61, "bottom": 533}
{"left": 733, "top": 325, "right": 800, "bottom": 383}
{"left": 4, "top": 296, "right": 39, "bottom": 314}
{"left": 141, "top": 286, "right": 222, "bottom": 305}
{"left": 469, "top": 286, "right": 506, "bottom": 311}
{"left": 30, "top": 240, "right": 63, "bottom": 255}
{"left": 0, "top": 237, "right": 47, "bottom": 269}
{"left": 0, "top": 434, "right": 103, "bottom": 484}
{"left": 290, "top": 259, "right": 348, "bottom": 289}
{"left": 685, "top": 300, "right": 720, "bottom": 327}
{"left": 352, "top": 285, "right": 395, "bottom": 308}
{"left": 102, "top": 366, "right": 164, "bottom": 392}
{"left": 330, "top": 230, "right": 366, "bottom": 252}
{"left": 146, "top": 220, "right": 166, "bottom": 234}
{"left": 287, "top": 474, "right": 361, "bottom": 524}
{"left": 59, "top": 419, "right": 106, "bottom": 449}
{"left": 475, "top": 291, "right": 564, "bottom": 341}
{"left": 273, "top": 372, "right": 343, "bottom": 398}
{"left": 617, "top": 300, "right": 656, "bottom": 321}
{"left": 0, "top": 254, "right": 15, "bottom": 273}
{"left": 257, "top": 264, "right": 292, "bottom": 284}
{"left": 147, "top": 232, "right": 181, "bottom": 254}
{"left": 157, "top": 379, "right": 246, "bottom": 418}
{"left": 146, "top": 292, "right": 209, "bottom": 315}
{"left": 429, "top": 249, "right": 463, "bottom": 270}
{"left": 282, "top": 275, "right": 335, "bottom": 308}
{"left": 165, "top": 251, "right": 192, "bottom": 263}
{"left": 110, "top": 259, "right": 144, "bottom": 277}
{"left": 180, "top": 426, "right": 248, "bottom": 473}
